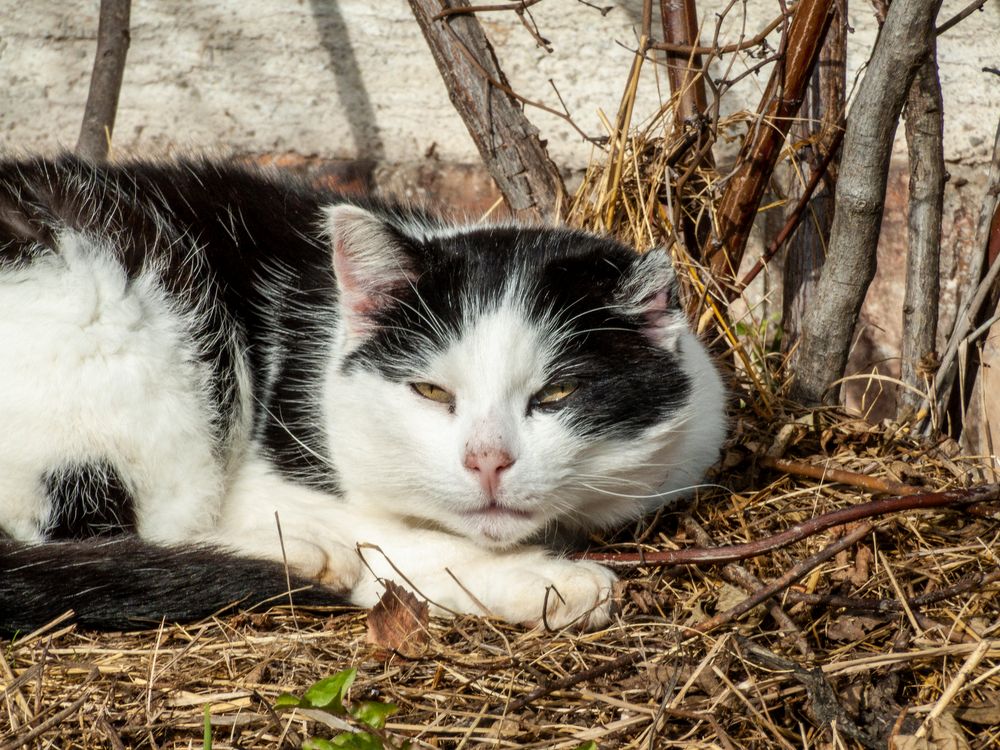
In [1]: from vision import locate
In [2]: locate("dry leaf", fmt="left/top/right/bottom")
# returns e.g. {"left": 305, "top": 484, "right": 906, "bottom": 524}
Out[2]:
{"left": 366, "top": 580, "right": 430, "bottom": 659}
{"left": 826, "top": 614, "right": 882, "bottom": 642}
{"left": 891, "top": 712, "right": 971, "bottom": 750}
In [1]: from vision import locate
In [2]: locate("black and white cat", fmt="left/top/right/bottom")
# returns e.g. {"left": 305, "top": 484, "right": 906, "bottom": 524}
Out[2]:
{"left": 0, "top": 155, "right": 725, "bottom": 634}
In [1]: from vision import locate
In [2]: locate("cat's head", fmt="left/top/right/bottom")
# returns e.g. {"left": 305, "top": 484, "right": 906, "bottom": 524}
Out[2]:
{"left": 322, "top": 205, "right": 725, "bottom": 548}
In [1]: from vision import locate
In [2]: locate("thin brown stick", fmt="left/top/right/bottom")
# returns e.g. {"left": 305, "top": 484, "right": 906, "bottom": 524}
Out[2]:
{"left": 783, "top": 568, "right": 1000, "bottom": 613}
{"left": 577, "top": 484, "right": 997, "bottom": 568}
{"left": 503, "top": 649, "right": 644, "bottom": 714}
{"left": 735, "top": 125, "right": 845, "bottom": 293}
{"left": 76, "top": 0, "right": 131, "bottom": 162}
{"left": 702, "top": 0, "right": 834, "bottom": 286}
{"left": 935, "top": 0, "right": 991, "bottom": 35}
{"left": 759, "top": 456, "right": 924, "bottom": 495}
{"left": 432, "top": 0, "right": 542, "bottom": 20}
{"left": 683, "top": 515, "right": 812, "bottom": 656}
{"left": 692, "top": 522, "right": 874, "bottom": 633}
{"left": 651, "top": 8, "right": 790, "bottom": 55}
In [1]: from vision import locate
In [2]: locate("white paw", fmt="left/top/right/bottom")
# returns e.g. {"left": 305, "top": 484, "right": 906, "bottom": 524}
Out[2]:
{"left": 477, "top": 558, "right": 618, "bottom": 630}
{"left": 286, "top": 537, "right": 364, "bottom": 592}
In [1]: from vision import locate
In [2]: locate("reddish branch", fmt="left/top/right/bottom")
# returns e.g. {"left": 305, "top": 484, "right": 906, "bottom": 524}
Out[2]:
{"left": 577, "top": 484, "right": 998, "bottom": 568}
{"left": 692, "top": 522, "right": 874, "bottom": 633}
{"left": 77, "top": 0, "right": 131, "bottom": 162}
{"left": 702, "top": 0, "right": 834, "bottom": 287}
{"left": 735, "top": 125, "right": 845, "bottom": 293}
{"left": 759, "top": 456, "right": 924, "bottom": 495}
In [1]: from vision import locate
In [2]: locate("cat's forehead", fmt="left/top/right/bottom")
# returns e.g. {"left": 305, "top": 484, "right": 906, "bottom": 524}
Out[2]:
{"left": 421, "top": 299, "right": 553, "bottom": 393}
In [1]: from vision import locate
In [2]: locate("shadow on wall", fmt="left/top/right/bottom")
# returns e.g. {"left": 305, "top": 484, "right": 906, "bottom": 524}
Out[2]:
{"left": 308, "top": 0, "right": 385, "bottom": 169}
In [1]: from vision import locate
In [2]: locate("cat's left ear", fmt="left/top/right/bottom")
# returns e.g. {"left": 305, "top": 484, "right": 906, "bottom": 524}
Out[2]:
{"left": 614, "top": 249, "right": 687, "bottom": 350}
{"left": 324, "top": 204, "right": 414, "bottom": 341}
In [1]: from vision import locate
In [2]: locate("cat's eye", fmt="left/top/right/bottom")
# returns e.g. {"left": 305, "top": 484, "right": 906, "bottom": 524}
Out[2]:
{"left": 410, "top": 382, "right": 455, "bottom": 405}
{"left": 533, "top": 380, "right": 580, "bottom": 406}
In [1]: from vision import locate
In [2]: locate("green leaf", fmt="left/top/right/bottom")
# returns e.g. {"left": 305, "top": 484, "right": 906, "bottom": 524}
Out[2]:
{"left": 351, "top": 700, "right": 398, "bottom": 729}
{"left": 330, "top": 732, "right": 383, "bottom": 749}
{"left": 202, "top": 705, "right": 212, "bottom": 750}
{"left": 302, "top": 669, "right": 358, "bottom": 713}
{"left": 302, "top": 738, "right": 338, "bottom": 750}
{"left": 574, "top": 743, "right": 598, "bottom": 750}
{"left": 273, "top": 693, "right": 303, "bottom": 710}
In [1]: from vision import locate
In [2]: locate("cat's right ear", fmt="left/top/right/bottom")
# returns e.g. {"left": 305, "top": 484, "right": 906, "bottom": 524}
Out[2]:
{"left": 324, "top": 204, "right": 414, "bottom": 343}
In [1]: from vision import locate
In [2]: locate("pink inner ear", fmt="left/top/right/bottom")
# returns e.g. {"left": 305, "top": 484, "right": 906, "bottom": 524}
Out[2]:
{"left": 640, "top": 290, "right": 671, "bottom": 339}
{"left": 332, "top": 248, "right": 380, "bottom": 318}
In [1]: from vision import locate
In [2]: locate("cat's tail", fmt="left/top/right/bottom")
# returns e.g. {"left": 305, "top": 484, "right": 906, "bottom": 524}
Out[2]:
{"left": 0, "top": 537, "right": 351, "bottom": 636}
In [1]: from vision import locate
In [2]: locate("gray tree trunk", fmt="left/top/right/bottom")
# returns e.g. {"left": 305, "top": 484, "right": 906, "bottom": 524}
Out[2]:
{"left": 791, "top": 0, "right": 942, "bottom": 405}
{"left": 898, "top": 44, "right": 945, "bottom": 418}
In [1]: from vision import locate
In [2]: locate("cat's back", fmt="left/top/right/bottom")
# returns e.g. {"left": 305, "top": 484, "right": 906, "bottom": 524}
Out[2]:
{"left": 0, "top": 155, "right": 329, "bottom": 543}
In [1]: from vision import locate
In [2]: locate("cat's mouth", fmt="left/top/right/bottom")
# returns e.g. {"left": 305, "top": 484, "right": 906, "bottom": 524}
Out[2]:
{"left": 462, "top": 503, "right": 533, "bottom": 519}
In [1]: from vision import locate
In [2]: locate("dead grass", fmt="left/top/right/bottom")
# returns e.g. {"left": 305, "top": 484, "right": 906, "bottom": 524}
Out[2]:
{"left": 2, "top": 404, "right": 998, "bottom": 749}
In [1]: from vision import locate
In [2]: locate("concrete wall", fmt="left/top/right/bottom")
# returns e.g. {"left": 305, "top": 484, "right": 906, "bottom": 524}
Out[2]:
{"left": 2, "top": 1, "right": 996, "bottom": 168}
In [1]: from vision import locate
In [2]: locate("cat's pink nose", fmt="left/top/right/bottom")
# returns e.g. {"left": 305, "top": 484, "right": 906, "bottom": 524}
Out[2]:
{"left": 464, "top": 449, "right": 515, "bottom": 498}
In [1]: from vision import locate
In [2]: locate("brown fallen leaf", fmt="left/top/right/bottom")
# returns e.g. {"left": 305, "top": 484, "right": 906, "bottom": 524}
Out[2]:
{"left": 366, "top": 580, "right": 430, "bottom": 660}
{"left": 891, "top": 712, "right": 971, "bottom": 750}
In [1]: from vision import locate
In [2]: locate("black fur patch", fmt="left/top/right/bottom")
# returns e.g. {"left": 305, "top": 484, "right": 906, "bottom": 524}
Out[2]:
{"left": 345, "top": 227, "right": 691, "bottom": 439}
{"left": 44, "top": 463, "right": 136, "bottom": 539}
{"left": 0, "top": 538, "right": 349, "bottom": 634}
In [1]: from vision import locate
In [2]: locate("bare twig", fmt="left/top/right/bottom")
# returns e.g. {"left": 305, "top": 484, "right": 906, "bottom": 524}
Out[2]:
{"left": 432, "top": 0, "right": 542, "bottom": 20}
{"left": 736, "top": 124, "right": 845, "bottom": 293}
{"left": 692, "top": 523, "right": 875, "bottom": 633}
{"left": 76, "top": 0, "right": 131, "bottom": 162}
{"left": 577, "top": 484, "right": 997, "bottom": 568}
{"left": 935, "top": 0, "right": 991, "bottom": 35}
{"left": 930, "top": 118, "right": 1000, "bottom": 429}
{"left": 792, "top": 0, "right": 943, "bottom": 404}
{"left": 759, "top": 456, "right": 923, "bottom": 495}
{"left": 651, "top": 8, "right": 790, "bottom": 55}
{"left": 702, "top": 0, "right": 834, "bottom": 286}
{"left": 899, "top": 44, "right": 945, "bottom": 418}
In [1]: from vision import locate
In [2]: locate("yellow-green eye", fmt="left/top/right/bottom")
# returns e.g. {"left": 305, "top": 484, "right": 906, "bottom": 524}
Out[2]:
{"left": 411, "top": 382, "right": 454, "bottom": 405}
{"left": 533, "top": 380, "right": 579, "bottom": 406}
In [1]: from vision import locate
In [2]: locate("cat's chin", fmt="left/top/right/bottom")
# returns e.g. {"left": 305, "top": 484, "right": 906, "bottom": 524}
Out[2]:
{"left": 456, "top": 505, "right": 542, "bottom": 549}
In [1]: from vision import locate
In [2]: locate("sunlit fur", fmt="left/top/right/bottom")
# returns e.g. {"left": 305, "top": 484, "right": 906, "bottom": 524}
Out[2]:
{"left": 0, "top": 155, "right": 725, "bottom": 631}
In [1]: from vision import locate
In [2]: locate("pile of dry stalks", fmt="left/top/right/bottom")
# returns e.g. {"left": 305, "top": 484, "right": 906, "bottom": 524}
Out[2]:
{"left": 3, "top": 96, "right": 999, "bottom": 750}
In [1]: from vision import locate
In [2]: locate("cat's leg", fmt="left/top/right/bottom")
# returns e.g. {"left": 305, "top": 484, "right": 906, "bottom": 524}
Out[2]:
{"left": 345, "top": 511, "right": 618, "bottom": 629}
{"left": 206, "top": 457, "right": 363, "bottom": 591}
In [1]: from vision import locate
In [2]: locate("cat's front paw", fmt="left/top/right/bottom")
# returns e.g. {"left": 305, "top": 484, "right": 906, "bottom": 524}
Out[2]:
{"left": 498, "top": 558, "right": 618, "bottom": 630}
{"left": 285, "top": 538, "right": 364, "bottom": 592}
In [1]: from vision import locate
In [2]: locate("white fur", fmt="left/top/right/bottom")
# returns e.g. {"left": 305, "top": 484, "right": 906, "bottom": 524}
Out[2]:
{"left": 0, "top": 232, "right": 223, "bottom": 543}
{"left": 1, "top": 221, "right": 725, "bottom": 631}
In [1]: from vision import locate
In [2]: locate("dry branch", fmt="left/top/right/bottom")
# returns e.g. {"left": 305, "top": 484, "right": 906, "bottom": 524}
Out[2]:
{"left": 792, "top": 0, "right": 943, "bottom": 405}
{"left": 703, "top": 0, "right": 834, "bottom": 286}
{"left": 76, "top": 0, "right": 131, "bottom": 162}
{"left": 578, "top": 483, "right": 997, "bottom": 568}
{"left": 691, "top": 522, "right": 875, "bottom": 633}
{"left": 409, "top": 0, "right": 565, "bottom": 222}
{"left": 899, "top": 44, "right": 945, "bottom": 418}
